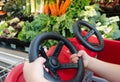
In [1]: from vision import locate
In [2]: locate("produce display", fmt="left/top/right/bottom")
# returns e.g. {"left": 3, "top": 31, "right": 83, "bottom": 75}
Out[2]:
{"left": 0, "top": 0, "right": 120, "bottom": 48}
{"left": 93, "top": 0, "right": 120, "bottom": 13}
{"left": 0, "top": 17, "right": 24, "bottom": 38}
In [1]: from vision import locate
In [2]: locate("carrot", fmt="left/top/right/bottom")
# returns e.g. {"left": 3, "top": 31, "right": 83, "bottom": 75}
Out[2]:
{"left": 0, "top": 11, "right": 6, "bottom": 15}
{"left": 56, "top": 0, "right": 60, "bottom": 16}
{"left": 44, "top": 0, "right": 50, "bottom": 15}
{"left": 49, "top": 0, "right": 57, "bottom": 16}
{"left": 59, "top": 0, "right": 64, "bottom": 15}
{"left": 59, "top": 0, "right": 71, "bottom": 15}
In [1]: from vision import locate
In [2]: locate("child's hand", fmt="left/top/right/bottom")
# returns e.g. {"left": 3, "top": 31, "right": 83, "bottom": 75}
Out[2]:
{"left": 70, "top": 50, "right": 91, "bottom": 68}
{"left": 23, "top": 57, "right": 49, "bottom": 82}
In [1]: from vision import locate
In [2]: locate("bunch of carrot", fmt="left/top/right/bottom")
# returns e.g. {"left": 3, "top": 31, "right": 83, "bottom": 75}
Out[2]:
{"left": 44, "top": 0, "right": 71, "bottom": 16}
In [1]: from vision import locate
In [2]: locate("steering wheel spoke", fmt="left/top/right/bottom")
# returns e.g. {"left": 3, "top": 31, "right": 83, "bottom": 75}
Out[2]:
{"left": 59, "top": 63, "right": 78, "bottom": 69}
{"left": 49, "top": 70, "right": 60, "bottom": 80}
{"left": 89, "top": 42, "right": 100, "bottom": 47}
{"left": 85, "top": 30, "right": 95, "bottom": 39}
{"left": 52, "top": 41, "right": 64, "bottom": 57}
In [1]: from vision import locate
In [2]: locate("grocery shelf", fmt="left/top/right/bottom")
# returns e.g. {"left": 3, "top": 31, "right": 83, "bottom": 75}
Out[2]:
{"left": 0, "top": 38, "right": 30, "bottom": 52}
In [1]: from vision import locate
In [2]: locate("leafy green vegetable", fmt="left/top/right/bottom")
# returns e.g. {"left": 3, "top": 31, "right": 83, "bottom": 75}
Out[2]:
{"left": 3, "top": 0, "right": 26, "bottom": 19}
{"left": 0, "top": 21, "right": 8, "bottom": 36}
{"left": 17, "top": 14, "right": 50, "bottom": 42}
{"left": 66, "top": 0, "right": 92, "bottom": 19}
{"left": 112, "top": 30, "right": 120, "bottom": 40}
{"left": 0, "top": 22, "right": 8, "bottom": 30}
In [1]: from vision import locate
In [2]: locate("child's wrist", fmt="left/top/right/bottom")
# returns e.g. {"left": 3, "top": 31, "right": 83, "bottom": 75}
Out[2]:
{"left": 86, "top": 56, "right": 93, "bottom": 69}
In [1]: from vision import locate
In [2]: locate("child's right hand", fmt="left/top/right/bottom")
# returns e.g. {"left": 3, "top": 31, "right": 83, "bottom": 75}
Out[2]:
{"left": 70, "top": 50, "right": 91, "bottom": 69}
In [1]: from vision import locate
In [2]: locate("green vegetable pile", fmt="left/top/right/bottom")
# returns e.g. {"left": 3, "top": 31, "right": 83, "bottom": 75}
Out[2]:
{"left": 17, "top": 0, "right": 92, "bottom": 43}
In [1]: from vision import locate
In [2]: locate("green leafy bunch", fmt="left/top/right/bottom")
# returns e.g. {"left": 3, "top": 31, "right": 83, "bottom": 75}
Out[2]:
{"left": 3, "top": 0, "right": 26, "bottom": 18}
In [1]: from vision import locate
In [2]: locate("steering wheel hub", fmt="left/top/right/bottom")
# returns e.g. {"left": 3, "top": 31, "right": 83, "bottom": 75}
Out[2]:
{"left": 48, "top": 57, "right": 60, "bottom": 69}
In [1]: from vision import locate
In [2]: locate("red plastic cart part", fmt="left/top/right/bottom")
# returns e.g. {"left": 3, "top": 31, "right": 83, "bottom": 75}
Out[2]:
{"left": 98, "top": 39, "right": 120, "bottom": 64}
{"left": 4, "top": 63, "right": 25, "bottom": 82}
{"left": 4, "top": 37, "right": 98, "bottom": 82}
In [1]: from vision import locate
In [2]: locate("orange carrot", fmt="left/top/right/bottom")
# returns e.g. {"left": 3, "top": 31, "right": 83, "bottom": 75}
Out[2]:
{"left": 44, "top": 0, "right": 50, "bottom": 15}
{"left": 0, "top": 11, "right": 6, "bottom": 15}
{"left": 49, "top": 0, "right": 57, "bottom": 16}
{"left": 59, "top": 0, "right": 71, "bottom": 15}
{"left": 59, "top": 0, "right": 64, "bottom": 15}
{"left": 56, "top": 0, "right": 60, "bottom": 16}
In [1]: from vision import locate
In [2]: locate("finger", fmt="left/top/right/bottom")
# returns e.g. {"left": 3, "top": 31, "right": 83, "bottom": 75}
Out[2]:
{"left": 34, "top": 57, "right": 46, "bottom": 64}
{"left": 43, "top": 65, "right": 49, "bottom": 72}
{"left": 71, "top": 57, "right": 79, "bottom": 63}
{"left": 78, "top": 50, "right": 86, "bottom": 57}
{"left": 70, "top": 54, "right": 78, "bottom": 59}
{"left": 66, "top": 50, "right": 71, "bottom": 54}
{"left": 74, "top": 60, "right": 78, "bottom": 63}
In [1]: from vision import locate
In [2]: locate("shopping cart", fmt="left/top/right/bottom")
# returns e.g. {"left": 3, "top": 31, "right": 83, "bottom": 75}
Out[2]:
{"left": 0, "top": 63, "right": 17, "bottom": 82}
{"left": 2, "top": 20, "right": 113, "bottom": 82}
{"left": 0, "top": 62, "right": 13, "bottom": 82}
{"left": 0, "top": 39, "right": 109, "bottom": 82}
{"left": 2, "top": 37, "right": 108, "bottom": 82}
